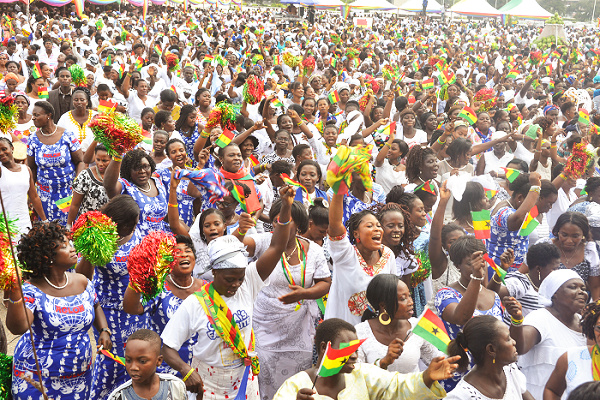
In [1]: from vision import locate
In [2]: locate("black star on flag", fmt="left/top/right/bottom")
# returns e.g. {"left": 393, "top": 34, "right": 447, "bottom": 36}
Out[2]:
{"left": 431, "top": 327, "right": 439, "bottom": 336}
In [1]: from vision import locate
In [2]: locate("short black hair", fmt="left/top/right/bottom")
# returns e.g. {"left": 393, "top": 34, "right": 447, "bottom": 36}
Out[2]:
{"left": 127, "top": 328, "right": 162, "bottom": 353}
{"left": 567, "top": 381, "right": 600, "bottom": 400}
{"left": 160, "top": 89, "right": 177, "bottom": 103}
{"left": 165, "top": 138, "right": 185, "bottom": 155}
{"left": 452, "top": 182, "right": 485, "bottom": 220}
{"left": 33, "top": 100, "right": 55, "bottom": 120}
{"left": 314, "top": 318, "right": 356, "bottom": 356}
{"left": 448, "top": 235, "right": 485, "bottom": 266}
{"left": 297, "top": 159, "right": 322, "bottom": 183}
{"left": 175, "top": 234, "right": 196, "bottom": 254}
{"left": 120, "top": 149, "right": 156, "bottom": 182}
{"left": 526, "top": 242, "right": 560, "bottom": 270}
{"left": 308, "top": 198, "right": 328, "bottom": 227}
{"left": 101, "top": 194, "right": 140, "bottom": 237}
{"left": 292, "top": 144, "right": 311, "bottom": 161}
{"left": 154, "top": 110, "right": 172, "bottom": 129}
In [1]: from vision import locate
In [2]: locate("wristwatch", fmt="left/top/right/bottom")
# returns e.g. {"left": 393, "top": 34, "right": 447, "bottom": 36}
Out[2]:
{"left": 99, "top": 327, "right": 112, "bottom": 336}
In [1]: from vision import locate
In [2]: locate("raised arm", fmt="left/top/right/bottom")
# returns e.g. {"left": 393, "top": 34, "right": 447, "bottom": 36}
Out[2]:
{"left": 440, "top": 251, "right": 485, "bottom": 326}
{"left": 429, "top": 181, "right": 450, "bottom": 279}
{"left": 256, "top": 186, "right": 294, "bottom": 281}
{"left": 506, "top": 172, "right": 541, "bottom": 231}
{"left": 328, "top": 190, "right": 346, "bottom": 238}
{"left": 375, "top": 123, "right": 394, "bottom": 168}
{"left": 103, "top": 158, "right": 124, "bottom": 199}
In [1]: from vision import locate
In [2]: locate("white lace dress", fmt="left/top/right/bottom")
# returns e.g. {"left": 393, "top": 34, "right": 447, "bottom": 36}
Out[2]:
{"left": 250, "top": 233, "right": 331, "bottom": 400}
{"left": 355, "top": 318, "right": 443, "bottom": 373}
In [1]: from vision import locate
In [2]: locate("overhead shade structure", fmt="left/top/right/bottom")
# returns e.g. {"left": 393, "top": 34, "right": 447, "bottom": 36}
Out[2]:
{"left": 450, "top": 0, "right": 501, "bottom": 17}
{"left": 400, "top": 0, "right": 442, "bottom": 13}
{"left": 348, "top": 0, "right": 397, "bottom": 10}
{"left": 314, "top": 0, "right": 344, "bottom": 8}
{"left": 281, "top": 0, "right": 319, "bottom": 4}
{"left": 499, "top": 0, "right": 551, "bottom": 19}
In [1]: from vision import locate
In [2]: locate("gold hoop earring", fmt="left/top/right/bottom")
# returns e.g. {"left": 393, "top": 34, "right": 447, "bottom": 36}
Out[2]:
{"left": 379, "top": 311, "right": 391, "bottom": 326}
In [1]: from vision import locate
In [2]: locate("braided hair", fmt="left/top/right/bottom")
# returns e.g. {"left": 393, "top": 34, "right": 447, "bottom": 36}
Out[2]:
{"left": 18, "top": 222, "right": 70, "bottom": 280}
{"left": 377, "top": 203, "right": 416, "bottom": 258}
{"left": 405, "top": 145, "right": 435, "bottom": 182}
{"left": 346, "top": 210, "right": 378, "bottom": 245}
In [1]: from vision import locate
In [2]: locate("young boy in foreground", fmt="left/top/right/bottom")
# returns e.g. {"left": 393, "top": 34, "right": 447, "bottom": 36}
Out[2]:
{"left": 108, "top": 329, "right": 187, "bottom": 400}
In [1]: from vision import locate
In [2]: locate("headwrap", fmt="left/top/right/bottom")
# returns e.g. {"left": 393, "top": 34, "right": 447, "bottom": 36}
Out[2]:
{"left": 208, "top": 236, "right": 249, "bottom": 270}
{"left": 543, "top": 104, "right": 559, "bottom": 116}
{"left": 13, "top": 91, "right": 29, "bottom": 105}
{"left": 538, "top": 269, "right": 583, "bottom": 306}
{"left": 3, "top": 73, "right": 18, "bottom": 83}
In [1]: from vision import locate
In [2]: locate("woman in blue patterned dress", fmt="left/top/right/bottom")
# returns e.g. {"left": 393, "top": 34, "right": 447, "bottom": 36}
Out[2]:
{"left": 123, "top": 235, "right": 205, "bottom": 377}
{"left": 154, "top": 139, "right": 204, "bottom": 227}
{"left": 434, "top": 235, "right": 504, "bottom": 392}
{"left": 486, "top": 172, "right": 542, "bottom": 267}
{"left": 175, "top": 104, "right": 201, "bottom": 168}
{"left": 7, "top": 222, "right": 112, "bottom": 400}
{"left": 26, "top": 101, "right": 85, "bottom": 226}
{"left": 75, "top": 195, "right": 149, "bottom": 399}
{"left": 103, "top": 148, "right": 169, "bottom": 236}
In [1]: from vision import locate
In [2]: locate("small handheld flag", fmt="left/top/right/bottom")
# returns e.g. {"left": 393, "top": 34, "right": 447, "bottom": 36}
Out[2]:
{"left": 500, "top": 167, "right": 520, "bottom": 183}
{"left": 483, "top": 253, "right": 506, "bottom": 284}
{"left": 281, "top": 173, "right": 312, "bottom": 205}
{"left": 55, "top": 196, "right": 72, "bottom": 213}
{"left": 412, "top": 308, "right": 450, "bottom": 353}
{"left": 471, "top": 209, "right": 491, "bottom": 240}
{"left": 135, "top": 57, "right": 144, "bottom": 71}
{"left": 271, "top": 98, "right": 284, "bottom": 108}
{"left": 99, "top": 349, "right": 125, "bottom": 366}
{"left": 328, "top": 90, "right": 341, "bottom": 104}
{"left": 98, "top": 99, "right": 117, "bottom": 113}
{"left": 458, "top": 106, "right": 477, "bottom": 125}
{"left": 31, "top": 62, "right": 42, "bottom": 79}
{"left": 376, "top": 122, "right": 396, "bottom": 139}
{"left": 316, "top": 339, "right": 366, "bottom": 377}
{"left": 38, "top": 87, "right": 49, "bottom": 99}
{"left": 579, "top": 109, "right": 590, "bottom": 126}
{"left": 215, "top": 129, "right": 235, "bottom": 148}
{"left": 415, "top": 180, "right": 437, "bottom": 196}
{"left": 421, "top": 78, "right": 434, "bottom": 90}
{"left": 519, "top": 205, "right": 540, "bottom": 237}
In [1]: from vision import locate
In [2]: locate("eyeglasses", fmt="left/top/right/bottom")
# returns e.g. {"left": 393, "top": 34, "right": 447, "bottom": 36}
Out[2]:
{"left": 133, "top": 164, "right": 151, "bottom": 172}
{"left": 216, "top": 201, "right": 234, "bottom": 208}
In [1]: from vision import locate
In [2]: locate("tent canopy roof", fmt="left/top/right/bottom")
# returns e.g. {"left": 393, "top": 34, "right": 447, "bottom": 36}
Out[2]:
{"left": 348, "top": 0, "right": 397, "bottom": 10}
{"left": 499, "top": 0, "right": 551, "bottom": 19}
{"left": 450, "top": 0, "right": 500, "bottom": 16}
{"left": 399, "top": 0, "right": 442, "bottom": 13}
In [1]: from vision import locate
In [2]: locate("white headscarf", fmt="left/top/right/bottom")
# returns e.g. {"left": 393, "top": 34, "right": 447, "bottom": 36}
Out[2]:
{"left": 538, "top": 269, "right": 583, "bottom": 306}
{"left": 208, "top": 236, "right": 249, "bottom": 270}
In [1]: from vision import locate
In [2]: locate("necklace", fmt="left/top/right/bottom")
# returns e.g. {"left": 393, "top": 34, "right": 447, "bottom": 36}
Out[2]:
{"left": 280, "top": 239, "right": 307, "bottom": 311}
{"left": 458, "top": 279, "right": 482, "bottom": 292}
{"left": 44, "top": 272, "right": 69, "bottom": 290}
{"left": 136, "top": 182, "right": 152, "bottom": 193}
{"left": 169, "top": 274, "right": 194, "bottom": 290}
{"left": 525, "top": 273, "right": 539, "bottom": 291}
{"left": 284, "top": 241, "right": 298, "bottom": 262}
{"left": 94, "top": 165, "right": 104, "bottom": 182}
{"left": 561, "top": 246, "right": 580, "bottom": 267}
{"left": 39, "top": 125, "right": 58, "bottom": 137}
{"left": 506, "top": 200, "right": 516, "bottom": 209}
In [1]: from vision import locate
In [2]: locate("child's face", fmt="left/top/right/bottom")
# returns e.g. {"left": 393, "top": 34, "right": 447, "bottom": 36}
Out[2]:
{"left": 125, "top": 339, "right": 162, "bottom": 385}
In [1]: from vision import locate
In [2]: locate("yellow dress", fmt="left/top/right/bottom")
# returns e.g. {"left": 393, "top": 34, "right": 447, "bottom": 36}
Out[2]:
{"left": 272, "top": 363, "right": 447, "bottom": 400}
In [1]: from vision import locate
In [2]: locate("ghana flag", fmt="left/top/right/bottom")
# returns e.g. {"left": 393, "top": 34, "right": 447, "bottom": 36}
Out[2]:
{"left": 99, "top": 349, "right": 125, "bottom": 366}
{"left": 281, "top": 173, "right": 312, "bottom": 205}
{"left": 328, "top": 90, "right": 340, "bottom": 104}
{"left": 55, "top": 196, "right": 72, "bottom": 213}
{"left": 500, "top": 167, "right": 520, "bottom": 183}
{"left": 415, "top": 180, "right": 437, "bottom": 195}
{"left": 484, "top": 253, "right": 506, "bottom": 284}
{"left": 98, "top": 99, "right": 117, "bottom": 114}
{"left": 230, "top": 182, "right": 248, "bottom": 212}
{"left": 421, "top": 78, "right": 434, "bottom": 90}
{"left": 316, "top": 339, "right": 366, "bottom": 377}
{"left": 458, "top": 106, "right": 477, "bottom": 125}
{"left": 471, "top": 209, "right": 491, "bottom": 240}
{"left": 412, "top": 308, "right": 450, "bottom": 353}
{"left": 519, "top": 205, "right": 540, "bottom": 237}
{"left": 38, "top": 87, "right": 49, "bottom": 99}
{"left": 579, "top": 109, "right": 590, "bottom": 125}
{"left": 31, "top": 62, "right": 42, "bottom": 79}
{"left": 377, "top": 122, "right": 396, "bottom": 138}
{"left": 215, "top": 129, "right": 235, "bottom": 148}
{"left": 506, "top": 69, "right": 519, "bottom": 79}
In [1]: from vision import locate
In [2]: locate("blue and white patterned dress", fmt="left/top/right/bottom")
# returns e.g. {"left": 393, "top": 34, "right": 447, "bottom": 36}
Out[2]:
{"left": 154, "top": 168, "right": 195, "bottom": 227}
{"left": 89, "top": 233, "right": 149, "bottom": 400}
{"left": 12, "top": 280, "right": 97, "bottom": 400}
{"left": 119, "top": 177, "right": 170, "bottom": 236}
{"left": 147, "top": 281, "right": 202, "bottom": 377}
{"left": 27, "top": 130, "right": 80, "bottom": 226}
{"left": 326, "top": 183, "right": 387, "bottom": 226}
{"left": 434, "top": 287, "right": 504, "bottom": 392}
{"left": 179, "top": 124, "right": 201, "bottom": 169}
{"left": 486, "top": 206, "right": 528, "bottom": 266}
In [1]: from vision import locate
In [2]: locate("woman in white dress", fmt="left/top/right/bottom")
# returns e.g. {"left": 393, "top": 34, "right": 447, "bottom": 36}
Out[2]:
{"left": 544, "top": 300, "right": 600, "bottom": 399}
{"left": 374, "top": 128, "right": 409, "bottom": 194}
{"left": 120, "top": 64, "right": 158, "bottom": 123}
{"left": 505, "top": 269, "right": 588, "bottom": 400}
{"left": 57, "top": 87, "right": 97, "bottom": 151}
{"left": 445, "top": 315, "right": 533, "bottom": 400}
{"left": 161, "top": 186, "right": 295, "bottom": 400}
{"left": 13, "top": 92, "right": 36, "bottom": 143}
{"left": 356, "top": 274, "right": 442, "bottom": 373}
{"left": 325, "top": 186, "right": 396, "bottom": 325}
{"left": 0, "top": 137, "right": 46, "bottom": 236}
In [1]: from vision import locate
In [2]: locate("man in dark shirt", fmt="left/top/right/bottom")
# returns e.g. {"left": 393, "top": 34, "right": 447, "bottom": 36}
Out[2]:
{"left": 48, "top": 67, "right": 73, "bottom": 123}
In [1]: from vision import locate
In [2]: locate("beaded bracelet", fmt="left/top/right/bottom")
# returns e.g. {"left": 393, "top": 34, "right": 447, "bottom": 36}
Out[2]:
{"left": 510, "top": 316, "right": 524, "bottom": 326}
{"left": 113, "top": 155, "right": 123, "bottom": 162}
{"left": 276, "top": 216, "right": 291, "bottom": 225}
{"left": 200, "top": 130, "right": 211, "bottom": 139}
{"left": 385, "top": 142, "right": 392, "bottom": 148}
{"left": 236, "top": 228, "right": 247, "bottom": 236}
{"left": 182, "top": 368, "right": 195, "bottom": 382}
{"left": 437, "top": 137, "right": 446, "bottom": 145}
{"left": 470, "top": 274, "right": 484, "bottom": 281}
{"left": 7, "top": 297, "right": 22, "bottom": 305}
{"left": 168, "top": 202, "right": 179, "bottom": 208}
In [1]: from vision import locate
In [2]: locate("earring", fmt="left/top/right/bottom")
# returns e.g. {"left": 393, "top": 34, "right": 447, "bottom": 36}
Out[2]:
{"left": 379, "top": 310, "right": 391, "bottom": 325}
{"left": 538, "top": 271, "right": 541, "bottom": 281}
{"left": 356, "top": 237, "right": 360, "bottom": 244}
{"left": 492, "top": 357, "right": 496, "bottom": 364}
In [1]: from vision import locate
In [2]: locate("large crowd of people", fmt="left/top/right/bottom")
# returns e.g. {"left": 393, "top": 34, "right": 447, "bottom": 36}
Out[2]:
{"left": 3, "top": 2, "right": 600, "bottom": 399}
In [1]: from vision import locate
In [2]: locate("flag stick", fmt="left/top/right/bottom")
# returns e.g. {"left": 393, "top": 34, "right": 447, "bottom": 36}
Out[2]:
{"left": 0, "top": 188, "right": 49, "bottom": 400}
{"left": 311, "top": 341, "right": 329, "bottom": 389}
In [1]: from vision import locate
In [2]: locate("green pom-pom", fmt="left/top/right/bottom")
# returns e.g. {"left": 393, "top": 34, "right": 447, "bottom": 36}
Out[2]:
{"left": 72, "top": 211, "right": 118, "bottom": 266}
{"left": 0, "top": 353, "right": 12, "bottom": 400}
{"left": 69, "top": 64, "right": 87, "bottom": 87}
